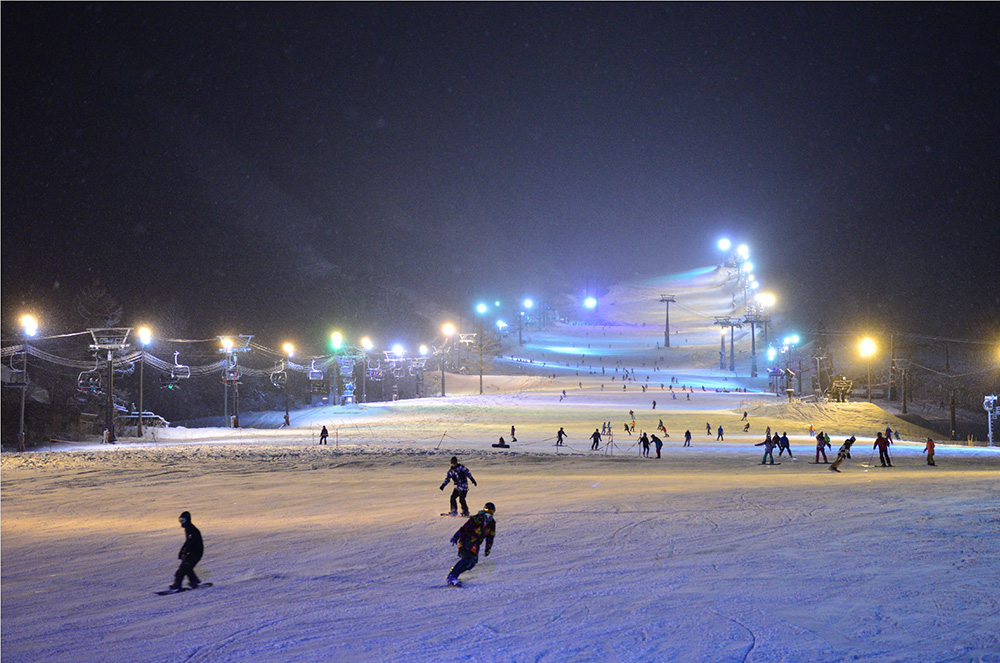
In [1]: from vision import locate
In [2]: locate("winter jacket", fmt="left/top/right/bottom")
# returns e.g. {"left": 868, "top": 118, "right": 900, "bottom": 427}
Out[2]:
{"left": 837, "top": 438, "right": 856, "bottom": 457}
{"left": 873, "top": 435, "right": 890, "bottom": 451}
{"left": 179, "top": 523, "right": 203, "bottom": 563}
{"left": 754, "top": 436, "right": 777, "bottom": 452}
{"left": 451, "top": 513, "right": 495, "bottom": 556}
{"left": 441, "top": 464, "right": 476, "bottom": 492}
{"left": 923, "top": 439, "right": 935, "bottom": 454}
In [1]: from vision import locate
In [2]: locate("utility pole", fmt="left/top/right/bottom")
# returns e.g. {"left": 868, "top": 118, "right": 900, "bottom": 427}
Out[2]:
{"left": 659, "top": 295, "right": 675, "bottom": 348}
{"left": 88, "top": 328, "right": 133, "bottom": 443}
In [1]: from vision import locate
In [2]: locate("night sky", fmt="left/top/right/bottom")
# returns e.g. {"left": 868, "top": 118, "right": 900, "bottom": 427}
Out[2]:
{"left": 3, "top": 3, "right": 999, "bottom": 349}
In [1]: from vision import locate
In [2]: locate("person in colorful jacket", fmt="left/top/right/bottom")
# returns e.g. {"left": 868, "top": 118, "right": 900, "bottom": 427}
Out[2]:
{"left": 815, "top": 431, "right": 831, "bottom": 463}
{"left": 440, "top": 457, "right": 477, "bottom": 516}
{"left": 755, "top": 433, "right": 778, "bottom": 465}
{"left": 923, "top": 437, "right": 936, "bottom": 466}
{"left": 447, "top": 502, "right": 497, "bottom": 587}
{"left": 874, "top": 432, "right": 893, "bottom": 467}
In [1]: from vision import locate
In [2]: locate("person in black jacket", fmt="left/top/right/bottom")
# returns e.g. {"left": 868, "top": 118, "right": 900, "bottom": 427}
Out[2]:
{"left": 170, "top": 511, "right": 204, "bottom": 590}
{"left": 440, "top": 457, "right": 477, "bottom": 516}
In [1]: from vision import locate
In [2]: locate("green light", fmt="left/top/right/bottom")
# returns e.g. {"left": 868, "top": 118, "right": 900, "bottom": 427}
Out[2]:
{"left": 331, "top": 331, "right": 343, "bottom": 350}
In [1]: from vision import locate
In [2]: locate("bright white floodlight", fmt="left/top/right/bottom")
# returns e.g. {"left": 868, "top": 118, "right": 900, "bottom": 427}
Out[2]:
{"left": 584, "top": 297, "right": 597, "bottom": 309}
{"left": 361, "top": 336, "right": 374, "bottom": 351}
{"left": 392, "top": 344, "right": 404, "bottom": 357}
{"left": 737, "top": 244, "right": 750, "bottom": 260}
{"left": 20, "top": 315, "right": 39, "bottom": 337}
{"left": 419, "top": 344, "right": 429, "bottom": 356}
{"left": 718, "top": 238, "right": 732, "bottom": 251}
{"left": 523, "top": 298, "right": 534, "bottom": 309}
{"left": 476, "top": 303, "right": 488, "bottom": 315}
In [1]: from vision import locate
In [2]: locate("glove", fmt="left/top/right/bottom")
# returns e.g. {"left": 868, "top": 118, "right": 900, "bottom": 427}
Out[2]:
{"left": 440, "top": 484, "right": 445, "bottom": 491}
{"left": 472, "top": 480, "right": 478, "bottom": 487}
{"left": 450, "top": 537, "right": 458, "bottom": 546}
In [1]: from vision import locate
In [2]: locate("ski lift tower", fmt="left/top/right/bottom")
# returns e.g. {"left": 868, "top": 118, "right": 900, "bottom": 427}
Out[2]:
{"left": 218, "top": 335, "right": 252, "bottom": 427}
{"left": 985, "top": 395, "right": 998, "bottom": 447}
{"left": 659, "top": 295, "right": 676, "bottom": 348}
{"left": 89, "top": 328, "right": 133, "bottom": 443}
{"left": 714, "top": 317, "right": 742, "bottom": 372}
{"left": 743, "top": 312, "right": 765, "bottom": 378}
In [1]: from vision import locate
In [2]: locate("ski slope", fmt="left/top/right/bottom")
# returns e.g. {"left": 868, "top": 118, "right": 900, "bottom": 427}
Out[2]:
{"left": 3, "top": 266, "right": 999, "bottom": 663}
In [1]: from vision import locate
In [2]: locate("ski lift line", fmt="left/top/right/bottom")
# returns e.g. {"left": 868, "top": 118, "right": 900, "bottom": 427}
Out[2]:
{"left": 904, "top": 361, "right": 1000, "bottom": 379}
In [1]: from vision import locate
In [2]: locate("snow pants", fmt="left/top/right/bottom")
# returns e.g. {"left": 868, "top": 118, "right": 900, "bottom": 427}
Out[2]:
{"left": 449, "top": 548, "right": 479, "bottom": 580}
{"left": 173, "top": 555, "right": 201, "bottom": 588}
{"left": 778, "top": 444, "right": 792, "bottom": 458}
{"left": 830, "top": 453, "right": 847, "bottom": 471}
{"left": 450, "top": 489, "right": 469, "bottom": 516}
{"left": 926, "top": 452, "right": 935, "bottom": 466}
{"left": 655, "top": 446, "right": 662, "bottom": 458}
{"left": 878, "top": 448, "right": 892, "bottom": 466}
{"left": 761, "top": 449, "right": 774, "bottom": 464}
{"left": 815, "top": 447, "right": 828, "bottom": 463}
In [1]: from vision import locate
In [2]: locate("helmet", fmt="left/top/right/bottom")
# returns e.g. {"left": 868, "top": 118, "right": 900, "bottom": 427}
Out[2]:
{"left": 483, "top": 502, "right": 496, "bottom": 514}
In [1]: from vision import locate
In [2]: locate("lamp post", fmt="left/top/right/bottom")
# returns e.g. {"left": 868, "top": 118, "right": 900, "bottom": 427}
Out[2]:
{"left": 18, "top": 315, "right": 38, "bottom": 451}
{"left": 659, "top": 295, "right": 676, "bottom": 348}
{"left": 282, "top": 343, "right": 294, "bottom": 426}
{"left": 440, "top": 323, "right": 455, "bottom": 397}
{"left": 136, "top": 326, "right": 151, "bottom": 437}
{"left": 361, "top": 336, "right": 374, "bottom": 402}
{"left": 859, "top": 337, "right": 877, "bottom": 403}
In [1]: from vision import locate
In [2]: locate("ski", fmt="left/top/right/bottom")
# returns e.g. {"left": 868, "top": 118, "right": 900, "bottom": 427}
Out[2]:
{"left": 156, "top": 582, "right": 212, "bottom": 595}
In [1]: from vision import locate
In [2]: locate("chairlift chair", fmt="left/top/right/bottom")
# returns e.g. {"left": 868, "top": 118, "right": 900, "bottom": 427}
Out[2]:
{"left": 77, "top": 359, "right": 103, "bottom": 393}
{"left": 172, "top": 351, "right": 191, "bottom": 379}
{"left": 270, "top": 360, "right": 288, "bottom": 388}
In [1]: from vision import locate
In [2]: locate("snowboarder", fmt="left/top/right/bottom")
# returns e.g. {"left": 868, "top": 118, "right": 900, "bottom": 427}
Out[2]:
{"left": 717, "top": 425, "right": 724, "bottom": 441}
{"left": 652, "top": 400, "right": 656, "bottom": 410}
{"left": 777, "top": 432, "right": 793, "bottom": 459}
{"left": 319, "top": 426, "right": 329, "bottom": 445}
{"left": 923, "top": 437, "right": 936, "bottom": 465}
{"left": 815, "top": 431, "right": 831, "bottom": 463}
{"left": 658, "top": 419, "right": 666, "bottom": 434}
{"left": 510, "top": 426, "right": 517, "bottom": 443}
{"left": 170, "top": 511, "right": 203, "bottom": 591}
{"left": 741, "top": 411, "right": 748, "bottom": 421}
{"left": 874, "top": 433, "right": 892, "bottom": 467}
{"left": 755, "top": 434, "right": 778, "bottom": 465}
{"left": 706, "top": 422, "right": 712, "bottom": 436}
{"left": 743, "top": 422, "right": 751, "bottom": 432}
{"left": 623, "top": 423, "right": 632, "bottom": 436}
{"left": 650, "top": 433, "right": 664, "bottom": 458}
{"left": 556, "top": 427, "right": 568, "bottom": 446}
{"left": 440, "top": 457, "right": 477, "bottom": 516}
{"left": 829, "top": 436, "right": 857, "bottom": 472}
{"left": 683, "top": 430, "right": 692, "bottom": 447}
{"left": 640, "top": 432, "right": 651, "bottom": 457}
{"left": 590, "top": 428, "right": 602, "bottom": 451}
{"left": 446, "top": 502, "right": 496, "bottom": 587}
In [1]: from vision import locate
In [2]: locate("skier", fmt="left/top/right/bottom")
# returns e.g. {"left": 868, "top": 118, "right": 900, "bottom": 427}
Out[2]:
{"left": 640, "top": 432, "right": 651, "bottom": 458}
{"left": 743, "top": 422, "right": 751, "bottom": 432}
{"left": 755, "top": 434, "right": 778, "bottom": 465}
{"left": 923, "top": 437, "right": 936, "bottom": 466}
{"left": 170, "top": 511, "right": 203, "bottom": 591}
{"left": 623, "top": 423, "right": 632, "bottom": 436}
{"left": 741, "top": 411, "right": 748, "bottom": 421}
{"left": 683, "top": 430, "right": 692, "bottom": 447}
{"left": 319, "top": 426, "right": 329, "bottom": 445}
{"left": 815, "top": 431, "right": 831, "bottom": 463}
{"left": 510, "top": 426, "right": 517, "bottom": 443}
{"left": 874, "top": 432, "right": 892, "bottom": 467}
{"left": 556, "top": 427, "right": 568, "bottom": 446}
{"left": 652, "top": 400, "right": 656, "bottom": 410}
{"left": 650, "top": 433, "right": 664, "bottom": 458}
{"left": 717, "top": 425, "right": 724, "bottom": 441}
{"left": 446, "top": 502, "right": 496, "bottom": 587}
{"left": 590, "top": 428, "right": 602, "bottom": 451}
{"left": 706, "top": 422, "right": 712, "bottom": 435}
{"left": 829, "top": 436, "right": 857, "bottom": 472}
{"left": 658, "top": 419, "right": 666, "bottom": 434}
{"left": 440, "top": 457, "right": 477, "bottom": 516}
{"left": 777, "top": 432, "right": 793, "bottom": 459}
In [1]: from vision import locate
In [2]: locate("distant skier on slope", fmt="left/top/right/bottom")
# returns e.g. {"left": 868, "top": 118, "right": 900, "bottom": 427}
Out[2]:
{"left": 319, "top": 426, "right": 329, "bottom": 445}
{"left": 923, "top": 437, "right": 936, "bottom": 466}
{"left": 717, "top": 425, "right": 724, "bottom": 441}
{"left": 874, "top": 433, "right": 893, "bottom": 467}
{"left": 683, "top": 430, "right": 692, "bottom": 447}
{"left": 440, "top": 457, "right": 477, "bottom": 516}
{"left": 446, "top": 502, "right": 496, "bottom": 587}
{"left": 169, "top": 511, "right": 203, "bottom": 591}
{"left": 829, "top": 436, "right": 857, "bottom": 472}
{"left": 640, "top": 432, "right": 651, "bottom": 457}
{"left": 706, "top": 422, "right": 712, "bottom": 436}
{"left": 777, "top": 432, "right": 793, "bottom": 459}
{"left": 556, "top": 427, "right": 568, "bottom": 446}
{"left": 755, "top": 434, "right": 778, "bottom": 465}
{"left": 591, "top": 428, "right": 602, "bottom": 451}
{"left": 815, "top": 431, "right": 831, "bottom": 463}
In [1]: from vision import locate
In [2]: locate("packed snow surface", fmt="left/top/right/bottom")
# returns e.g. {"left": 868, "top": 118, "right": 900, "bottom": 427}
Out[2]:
{"left": 3, "top": 269, "right": 999, "bottom": 662}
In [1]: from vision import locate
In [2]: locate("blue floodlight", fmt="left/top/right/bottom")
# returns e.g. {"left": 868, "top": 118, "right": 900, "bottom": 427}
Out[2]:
{"left": 494, "top": 300, "right": 501, "bottom": 307}
{"left": 767, "top": 347, "right": 777, "bottom": 362}
{"left": 789, "top": 334, "right": 800, "bottom": 345}
{"left": 496, "top": 320, "right": 507, "bottom": 330}
{"left": 744, "top": 261, "right": 754, "bottom": 273}
{"left": 584, "top": 296, "right": 597, "bottom": 309}
{"left": 476, "top": 303, "right": 488, "bottom": 315}
{"left": 392, "top": 344, "right": 404, "bottom": 357}
{"left": 718, "top": 238, "right": 731, "bottom": 252}
{"left": 737, "top": 244, "right": 750, "bottom": 259}
{"left": 523, "top": 298, "right": 534, "bottom": 309}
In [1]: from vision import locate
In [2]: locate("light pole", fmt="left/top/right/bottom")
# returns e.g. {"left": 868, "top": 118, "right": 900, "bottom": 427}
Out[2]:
{"left": 519, "top": 298, "right": 533, "bottom": 346}
{"left": 361, "top": 336, "right": 374, "bottom": 402}
{"left": 137, "top": 326, "right": 151, "bottom": 437}
{"left": 282, "top": 343, "right": 294, "bottom": 426}
{"left": 18, "top": 315, "right": 38, "bottom": 451}
{"left": 859, "top": 337, "right": 877, "bottom": 403}
{"left": 659, "top": 295, "right": 675, "bottom": 348}
{"left": 440, "top": 323, "right": 455, "bottom": 397}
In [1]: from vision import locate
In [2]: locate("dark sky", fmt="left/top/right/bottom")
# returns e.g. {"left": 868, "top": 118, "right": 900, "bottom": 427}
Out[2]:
{"left": 4, "top": 3, "right": 999, "bottom": 349}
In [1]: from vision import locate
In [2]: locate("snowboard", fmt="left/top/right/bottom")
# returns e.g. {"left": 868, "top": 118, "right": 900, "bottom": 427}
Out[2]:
{"left": 156, "top": 582, "right": 213, "bottom": 595}
{"left": 440, "top": 513, "right": 469, "bottom": 517}
{"left": 809, "top": 461, "right": 831, "bottom": 464}
{"left": 492, "top": 443, "right": 510, "bottom": 448}
{"left": 759, "top": 462, "right": 782, "bottom": 465}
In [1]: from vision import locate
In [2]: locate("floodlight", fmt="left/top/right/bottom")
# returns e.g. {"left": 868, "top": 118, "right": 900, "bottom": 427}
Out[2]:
{"left": 330, "top": 331, "right": 343, "bottom": 350}
{"left": 476, "top": 303, "right": 488, "bottom": 315}
{"left": 282, "top": 342, "right": 295, "bottom": 357}
{"left": 523, "top": 298, "right": 534, "bottom": 309}
{"left": 584, "top": 297, "right": 597, "bottom": 309}
{"left": 419, "top": 344, "right": 429, "bottom": 356}
{"left": 442, "top": 323, "right": 456, "bottom": 337}
{"left": 137, "top": 326, "right": 152, "bottom": 346}
{"left": 737, "top": 244, "right": 750, "bottom": 259}
{"left": 20, "top": 315, "right": 39, "bottom": 337}
{"left": 392, "top": 344, "right": 404, "bottom": 357}
{"left": 361, "top": 336, "right": 374, "bottom": 351}
{"left": 718, "top": 238, "right": 731, "bottom": 251}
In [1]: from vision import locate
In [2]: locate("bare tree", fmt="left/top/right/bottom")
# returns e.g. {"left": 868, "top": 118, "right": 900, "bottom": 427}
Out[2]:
{"left": 75, "top": 280, "right": 123, "bottom": 328}
{"left": 466, "top": 330, "right": 501, "bottom": 395}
